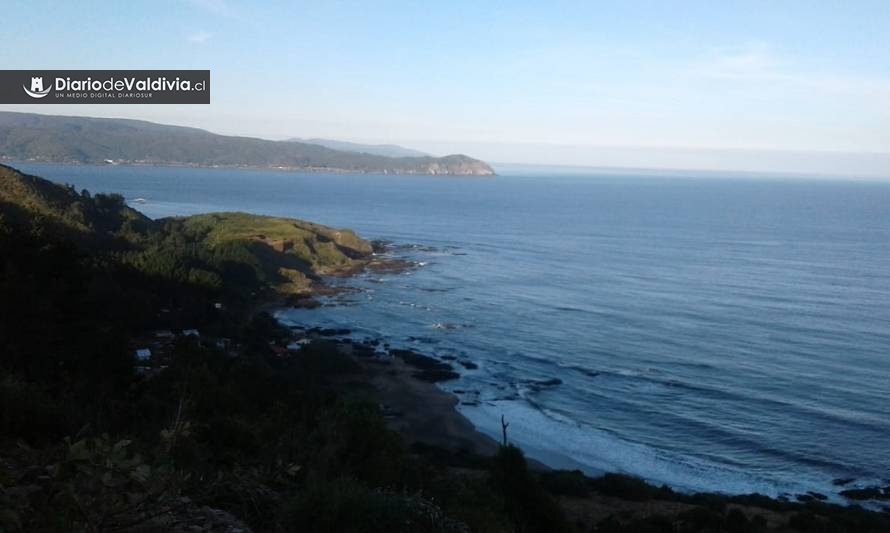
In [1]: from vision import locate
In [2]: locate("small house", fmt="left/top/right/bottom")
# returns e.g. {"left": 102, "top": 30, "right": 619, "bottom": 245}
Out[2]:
{"left": 182, "top": 329, "right": 200, "bottom": 338}
{"left": 135, "top": 348, "right": 152, "bottom": 361}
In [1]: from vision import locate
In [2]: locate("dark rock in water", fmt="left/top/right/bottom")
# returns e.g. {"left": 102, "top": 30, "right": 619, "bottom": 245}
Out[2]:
{"left": 367, "top": 257, "right": 414, "bottom": 274}
{"left": 351, "top": 343, "right": 378, "bottom": 358}
{"left": 840, "top": 487, "right": 890, "bottom": 501}
{"left": 461, "top": 401, "right": 480, "bottom": 406}
{"left": 528, "top": 377, "right": 562, "bottom": 388}
{"left": 440, "top": 355, "right": 457, "bottom": 361}
{"left": 390, "top": 349, "right": 448, "bottom": 370}
{"left": 371, "top": 240, "right": 390, "bottom": 254}
{"left": 391, "top": 243, "right": 437, "bottom": 253}
{"left": 833, "top": 478, "right": 855, "bottom": 486}
{"left": 795, "top": 492, "right": 828, "bottom": 503}
{"left": 289, "top": 295, "right": 321, "bottom": 309}
{"left": 458, "top": 360, "right": 478, "bottom": 370}
{"left": 413, "top": 369, "right": 460, "bottom": 382}
{"left": 390, "top": 348, "right": 459, "bottom": 382}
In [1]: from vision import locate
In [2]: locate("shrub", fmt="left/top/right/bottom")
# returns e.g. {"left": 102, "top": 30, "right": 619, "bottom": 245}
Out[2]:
{"left": 490, "top": 445, "right": 571, "bottom": 533}
{"left": 279, "top": 477, "right": 469, "bottom": 533}
{"left": 1, "top": 435, "right": 184, "bottom": 532}
{"left": 201, "top": 416, "right": 260, "bottom": 464}
{"left": 589, "top": 473, "right": 676, "bottom": 501}
{"left": 308, "top": 396, "right": 410, "bottom": 487}
{"left": 538, "top": 469, "right": 591, "bottom": 497}
{"left": 0, "top": 375, "right": 65, "bottom": 443}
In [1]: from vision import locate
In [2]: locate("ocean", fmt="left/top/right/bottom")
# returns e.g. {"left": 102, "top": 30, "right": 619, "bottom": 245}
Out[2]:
{"left": 15, "top": 161, "right": 890, "bottom": 503}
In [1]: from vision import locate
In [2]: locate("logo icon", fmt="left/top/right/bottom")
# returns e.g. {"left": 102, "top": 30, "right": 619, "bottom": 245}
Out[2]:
{"left": 23, "top": 77, "right": 51, "bottom": 98}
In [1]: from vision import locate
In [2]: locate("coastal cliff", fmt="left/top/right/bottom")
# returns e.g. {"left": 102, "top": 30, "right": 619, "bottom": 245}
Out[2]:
{"left": 417, "top": 154, "right": 496, "bottom": 176}
{"left": 2, "top": 165, "right": 888, "bottom": 533}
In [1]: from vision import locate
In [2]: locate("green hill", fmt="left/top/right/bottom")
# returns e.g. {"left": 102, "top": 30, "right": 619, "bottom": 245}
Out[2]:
{"left": 0, "top": 163, "right": 372, "bottom": 294}
{"left": 292, "top": 137, "right": 429, "bottom": 158}
{"left": 0, "top": 112, "right": 495, "bottom": 175}
{"left": 0, "top": 163, "right": 152, "bottom": 242}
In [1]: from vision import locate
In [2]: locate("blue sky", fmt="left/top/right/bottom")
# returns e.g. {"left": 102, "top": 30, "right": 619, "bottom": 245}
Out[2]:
{"left": 2, "top": 1, "right": 889, "bottom": 175}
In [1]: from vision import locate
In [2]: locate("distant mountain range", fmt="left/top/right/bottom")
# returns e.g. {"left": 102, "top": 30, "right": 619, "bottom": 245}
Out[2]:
{"left": 0, "top": 112, "right": 494, "bottom": 176}
{"left": 290, "top": 138, "right": 429, "bottom": 158}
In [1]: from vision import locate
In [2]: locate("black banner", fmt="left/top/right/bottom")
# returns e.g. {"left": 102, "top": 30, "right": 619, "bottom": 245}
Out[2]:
{"left": 0, "top": 70, "right": 210, "bottom": 104}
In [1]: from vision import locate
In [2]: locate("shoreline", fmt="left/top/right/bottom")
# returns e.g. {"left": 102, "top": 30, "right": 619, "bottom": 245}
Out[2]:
{"left": 257, "top": 241, "right": 506, "bottom": 458}
{"left": 337, "top": 340, "right": 503, "bottom": 456}
{"left": 224, "top": 212, "right": 890, "bottom": 515}
{"left": 265, "top": 318, "right": 890, "bottom": 518}
{"left": 262, "top": 246, "right": 890, "bottom": 512}
{"left": 270, "top": 320, "right": 504, "bottom": 459}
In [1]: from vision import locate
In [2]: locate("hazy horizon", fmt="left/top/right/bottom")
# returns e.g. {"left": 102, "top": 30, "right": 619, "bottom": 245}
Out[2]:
{"left": 4, "top": 109, "right": 889, "bottom": 180}
{"left": 2, "top": 1, "right": 888, "bottom": 177}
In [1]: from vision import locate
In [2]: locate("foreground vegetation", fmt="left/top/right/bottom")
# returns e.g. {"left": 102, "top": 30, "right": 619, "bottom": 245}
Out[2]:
{"left": 1, "top": 165, "right": 888, "bottom": 532}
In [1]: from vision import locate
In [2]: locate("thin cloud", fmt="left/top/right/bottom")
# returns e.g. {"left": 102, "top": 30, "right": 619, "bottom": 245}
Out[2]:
{"left": 689, "top": 43, "right": 890, "bottom": 116}
{"left": 185, "top": 0, "right": 237, "bottom": 19}
{"left": 696, "top": 43, "right": 781, "bottom": 80}
{"left": 188, "top": 30, "right": 212, "bottom": 44}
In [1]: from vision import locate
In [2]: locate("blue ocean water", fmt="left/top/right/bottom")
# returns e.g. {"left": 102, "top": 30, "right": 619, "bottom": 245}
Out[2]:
{"left": 15, "top": 162, "right": 890, "bottom": 502}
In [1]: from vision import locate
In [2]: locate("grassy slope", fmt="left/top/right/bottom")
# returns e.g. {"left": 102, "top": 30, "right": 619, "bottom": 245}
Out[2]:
{"left": 169, "top": 212, "right": 372, "bottom": 292}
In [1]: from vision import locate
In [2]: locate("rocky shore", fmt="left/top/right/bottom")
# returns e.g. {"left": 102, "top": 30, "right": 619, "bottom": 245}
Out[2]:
{"left": 271, "top": 323, "right": 498, "bottom": 456}
{"left": 261, "top": 319, "right": 890, "bottom": 530}
{"left": 267, "top": 241, "right": 890, "bottom": 524}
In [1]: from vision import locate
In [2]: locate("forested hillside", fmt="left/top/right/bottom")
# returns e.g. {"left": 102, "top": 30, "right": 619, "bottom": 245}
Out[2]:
{"left": 0, "top": 112, "right": 495, "bottom": 175}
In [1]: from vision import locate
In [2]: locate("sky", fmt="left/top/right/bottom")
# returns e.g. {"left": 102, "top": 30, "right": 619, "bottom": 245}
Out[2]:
{"left": 2, "top": 1, "right": 889, "bottom": 177}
